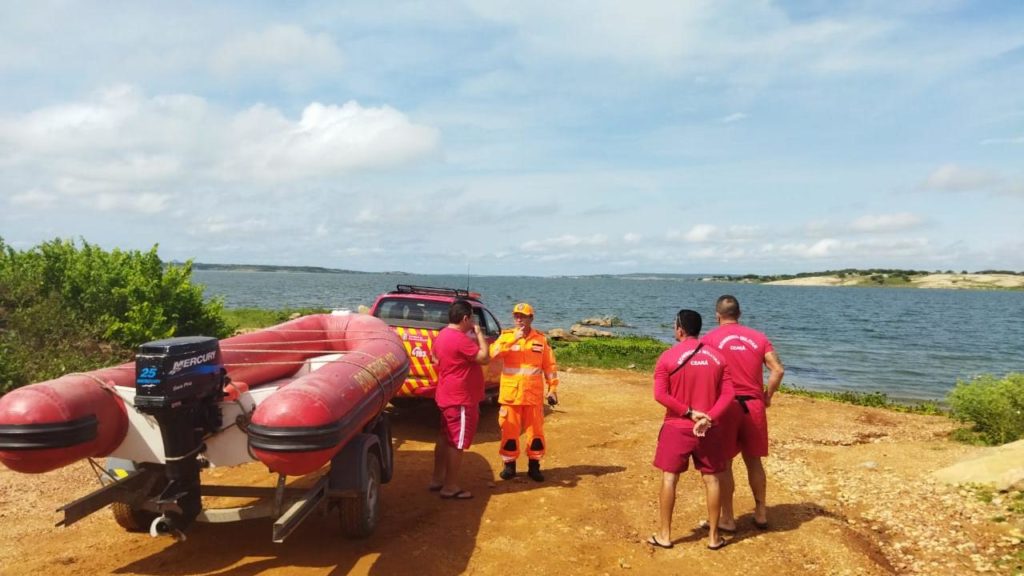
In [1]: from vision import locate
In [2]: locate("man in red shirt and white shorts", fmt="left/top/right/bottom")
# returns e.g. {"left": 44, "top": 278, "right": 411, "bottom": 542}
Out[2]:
{"left": 650, "top": 309, "right": 735, "bottom": 550}
{"left": 429, "top": 300, "right": 490, "bottom": 500}
{"left": 703, "top": 295, "right": 785, "bottom": 530}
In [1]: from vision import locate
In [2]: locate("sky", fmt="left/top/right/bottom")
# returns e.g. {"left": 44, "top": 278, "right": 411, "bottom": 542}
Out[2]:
{"left": 1, "top": 1, "right": 1023, "bottom": 276}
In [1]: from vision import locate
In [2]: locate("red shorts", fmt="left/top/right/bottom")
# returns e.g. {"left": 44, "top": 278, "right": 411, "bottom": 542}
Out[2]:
{"left": 653, "top": 420, "right": 727, "bottom": 474}
{"left": 720, "top": 398, "right": 769, "bottom": 458}
{"left": 439, "top": 405, "right": 479, "bottom": 450}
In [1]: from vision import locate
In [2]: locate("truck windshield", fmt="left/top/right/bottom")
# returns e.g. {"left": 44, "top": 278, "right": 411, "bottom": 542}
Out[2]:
{"left": 373, "top": 299, "right": 450, "bottom": 324}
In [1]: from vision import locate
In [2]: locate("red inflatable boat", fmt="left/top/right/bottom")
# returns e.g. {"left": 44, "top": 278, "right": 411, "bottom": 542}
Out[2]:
{"left": 0, "top": 313, "right": 408, "bottom": 477}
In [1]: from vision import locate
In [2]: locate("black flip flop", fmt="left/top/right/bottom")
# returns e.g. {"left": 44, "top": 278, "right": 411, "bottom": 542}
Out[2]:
{"left": 427, "top": 484, "right": 443, "bottom": 492}
{"left": 647, "top": 535, "right": 674, "bottom": 549}
{"left": 754, "top": 520, "right": 769, "bottom": 530}
{"left": 707, "top": 538, "right": 729, "bottom": 551}
{"left": 440, "top": 489, "right": 473, "bottom": 500}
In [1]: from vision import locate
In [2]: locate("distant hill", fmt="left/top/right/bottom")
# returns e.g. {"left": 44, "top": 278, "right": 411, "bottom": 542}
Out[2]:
{"left": 179, "top": 262, "right": 372, "bottom": 274}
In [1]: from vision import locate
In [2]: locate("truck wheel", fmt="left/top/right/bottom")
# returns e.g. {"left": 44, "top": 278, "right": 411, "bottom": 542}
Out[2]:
{"left": 111, "top": 502, "right": 158, "bottom": 532}
{"left": 339, "top": 451, "right": 381, "bottom": 538}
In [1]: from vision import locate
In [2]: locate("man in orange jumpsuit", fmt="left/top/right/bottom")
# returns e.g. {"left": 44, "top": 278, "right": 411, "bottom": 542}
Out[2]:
{"left": 490, "top": 302, "right": 559, "bottom": 482}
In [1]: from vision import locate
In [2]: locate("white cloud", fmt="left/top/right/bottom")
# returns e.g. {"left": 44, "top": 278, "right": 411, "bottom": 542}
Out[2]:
{"left": 93, "top": 192, "right": 169, "bottom": 214}
{"left": 467, "top": 0, "right": 707, "bottom": 69}
{"left": 520, "top": 233, "right": 608, "bottom": 253}
{"left": 667, "top": 224, "right": 761, "bottom": 244}
{"left": 9, "top": 189, "right": 57, "bottom": 209}
{"left": 623, "top": 232, "right": 642, "bottom": 244}
{"left": 922, "top": 164, "right": 1000, "bottom": 192}
{"left": 770, "top": 237, "right": 933, "bottom": 262}
{"left": 780, "top": 238, "right": 842, "bottom": 258}
{"left": 221, "top": 101, "right": 440, "bottom": 181}
{"left": 689, "top": 245, "right": 748, "bottom": 260}
{"left": 211, "top": 25, "right": 344, "bottom": 78}
{"left": 0, "top": 86, "right": 441, "bottom": 212}
{"left": 684, "top": 224, "right": 717, "bottom": 242}
{"left": 721, "top": 112, "right": 747, "bottom": 123}
{"left": 721, "top": 225, "right": 762, "bottom": 242}
{"left": 189, "top": 215, "right": 271, "bottom": 236}
{"left": 850, "top": 212, "right": 923, "bottom": 233}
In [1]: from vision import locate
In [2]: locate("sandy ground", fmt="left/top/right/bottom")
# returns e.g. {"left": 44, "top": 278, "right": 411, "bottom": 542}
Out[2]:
{"left": 765, "top": 273, "right": 1024, "bottom": 290}
{"left": 1, "top": 369, "right": 1023, "bottom": 576}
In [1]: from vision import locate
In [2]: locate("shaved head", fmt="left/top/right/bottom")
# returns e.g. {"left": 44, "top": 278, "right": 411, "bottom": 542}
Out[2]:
{"left": 716, "top": 295, "right": 741, "bottom": 320}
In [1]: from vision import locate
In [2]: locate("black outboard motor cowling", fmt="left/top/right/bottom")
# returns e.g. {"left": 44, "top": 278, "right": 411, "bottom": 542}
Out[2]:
{"left": 134, "top": 336, "right": 225, "bottom": 533}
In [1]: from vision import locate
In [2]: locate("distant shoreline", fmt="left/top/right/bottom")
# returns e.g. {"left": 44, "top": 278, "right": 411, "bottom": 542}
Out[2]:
{"left": 705, "top": 271, "right": 1024, "bottom": 290}
{"left": 185, "top": 264, "right": 1024, "bottom": 290}
{"left": 183, "top": 262, "right": 411, "bottom": 275}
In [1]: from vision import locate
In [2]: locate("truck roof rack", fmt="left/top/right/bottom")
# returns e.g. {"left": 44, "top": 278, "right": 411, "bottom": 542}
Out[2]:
{"left": 391, "top": 284, "right": 481, "bottom": 301}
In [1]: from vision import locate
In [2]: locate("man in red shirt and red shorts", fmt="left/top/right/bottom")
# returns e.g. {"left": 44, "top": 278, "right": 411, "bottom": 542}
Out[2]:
{"left": 703, "top": 295, "right": 785, "bottom": 530}
{"left": 429, "top": 300, "right": 490, "bottom": 500}
{"left": 650, "top": 309, "right": 735, "bottom": 550}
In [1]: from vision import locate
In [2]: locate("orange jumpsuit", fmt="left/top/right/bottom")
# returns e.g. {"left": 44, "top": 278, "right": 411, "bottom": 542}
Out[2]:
{"left": 490, "top": 328, "right": 559, "bottom": 461}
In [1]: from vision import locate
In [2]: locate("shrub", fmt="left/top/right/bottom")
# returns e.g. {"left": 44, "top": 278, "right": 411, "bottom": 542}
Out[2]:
{"left": 947, "top": 373, "right": 1024, "bottom": 445}
{"left": 0, "top": 237, "right": 231, "bottom": 393}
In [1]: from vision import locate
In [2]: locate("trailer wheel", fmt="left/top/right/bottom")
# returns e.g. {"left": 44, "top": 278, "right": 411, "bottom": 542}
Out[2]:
{"left": 111, "top": 502, "right": 159, "bottom": 532}
{"left": 339, "top": 451, "right": 381, "bottom": 538}
{"left": 105, "top": 459, "right": 165, "bottom": 532}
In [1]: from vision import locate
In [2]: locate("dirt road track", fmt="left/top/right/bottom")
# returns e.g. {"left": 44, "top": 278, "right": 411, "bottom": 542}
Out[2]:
{"left": 0, "top": 369, "right": 1019, "bottom": 575}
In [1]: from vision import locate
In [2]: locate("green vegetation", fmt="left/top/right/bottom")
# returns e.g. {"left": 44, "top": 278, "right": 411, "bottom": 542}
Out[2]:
{"left": 0, "top": 237, "right": 230, "bottom": 394}
{"left": 778, "top": 384, "right": 944, "bottom": 415}
{"left": 222, "top": 307, "right": 330, "bottom": 332}
{"left": 552, "top": 336, "right": 668, "bottom": 371}
{"left": 947, "top": 373, "right": 1024, "bottom": 445}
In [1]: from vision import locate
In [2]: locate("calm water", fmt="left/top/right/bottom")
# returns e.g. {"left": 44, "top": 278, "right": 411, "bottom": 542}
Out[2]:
{"left": 194, "top": 271, "right": 1024, "bottom": 402}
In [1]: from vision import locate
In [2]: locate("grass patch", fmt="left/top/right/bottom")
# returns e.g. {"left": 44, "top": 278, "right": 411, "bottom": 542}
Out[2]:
{"left": 551, "top": 336, "right": 668, "bottom": 371}
{"left": 778, "top": 384, "right": 945, "bottom": 415}
{"left": 1010, "top": 492, "right": 1024, "bottom": 516}
{"left": 222, "top": 307, "right": 331, "bottom": 332}
{"left": 971, "top": 483, "right": 996, "bottom": 504}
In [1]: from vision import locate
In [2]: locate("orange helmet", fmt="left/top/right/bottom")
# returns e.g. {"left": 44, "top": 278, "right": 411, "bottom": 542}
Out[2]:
{"left": 512, "top": 302, "right": 535, "bottom": 316}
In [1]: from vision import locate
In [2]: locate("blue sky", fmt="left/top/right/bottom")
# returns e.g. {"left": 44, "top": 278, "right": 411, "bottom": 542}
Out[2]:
{"left": 1, "top": 1, "right": 1022, "bottom": 276}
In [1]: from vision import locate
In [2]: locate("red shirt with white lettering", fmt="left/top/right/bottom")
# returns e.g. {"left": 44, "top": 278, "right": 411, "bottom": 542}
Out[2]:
{"left": 653, "top": 339, "right": 735, "bottom": 426}
{"left": 702, "top": 323, "right": 774, "bottom": 398}
{"left": 433, "top": 327, "right": 485, "bottom": 407}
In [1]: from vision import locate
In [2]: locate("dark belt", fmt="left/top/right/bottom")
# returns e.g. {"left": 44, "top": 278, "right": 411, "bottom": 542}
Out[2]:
{"left": 735, "top": 395, "right": 756, "bottom": 414}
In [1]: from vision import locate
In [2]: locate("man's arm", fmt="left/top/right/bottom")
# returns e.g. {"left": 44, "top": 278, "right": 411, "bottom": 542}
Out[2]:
{"left": 653, "top": 358, "right": 689, "bottom": 416}
{"left": 763, "top": 351, "right": 785, "bottom": 407}
{"left": 489, "top": 330, "right": 520, "bottom": 359}
{"left": 707, "top": 363, "right": 736, "bottom": 422}
{"left": 471, "top": 325, "right": 489, "bottom": 365}
{"left": 542, "top": 340, "right": 559, "bottom": 403}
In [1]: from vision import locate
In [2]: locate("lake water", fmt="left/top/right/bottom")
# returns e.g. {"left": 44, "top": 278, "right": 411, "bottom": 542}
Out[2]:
{"left": 194, "top": 270, "right": 1024, "bottom": 402}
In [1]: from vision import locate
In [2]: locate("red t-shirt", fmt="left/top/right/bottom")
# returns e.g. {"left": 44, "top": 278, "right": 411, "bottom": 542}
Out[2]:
{"left": 653, "top": 339, "right": 734, "bottom": 426}
{"left": 433, "top": 327, "right": 485, "bottom": 407}
{"left": 702, "top": 323, "right": 774, "bottom": 398}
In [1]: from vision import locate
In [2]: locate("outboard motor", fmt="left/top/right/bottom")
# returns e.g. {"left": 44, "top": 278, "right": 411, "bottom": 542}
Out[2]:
{"left": 133, "top": 336, "right": 225, "bottom": 535}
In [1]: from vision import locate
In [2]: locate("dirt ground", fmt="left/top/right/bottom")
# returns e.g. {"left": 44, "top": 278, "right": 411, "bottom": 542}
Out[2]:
{"left": 1, "top": 369, "right": 1022, "bottom": 576}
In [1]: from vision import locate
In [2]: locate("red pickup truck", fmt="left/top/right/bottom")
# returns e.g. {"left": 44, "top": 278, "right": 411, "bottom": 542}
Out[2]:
{"left": 368, "top": 285, "right": 503, "bottom": 400}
